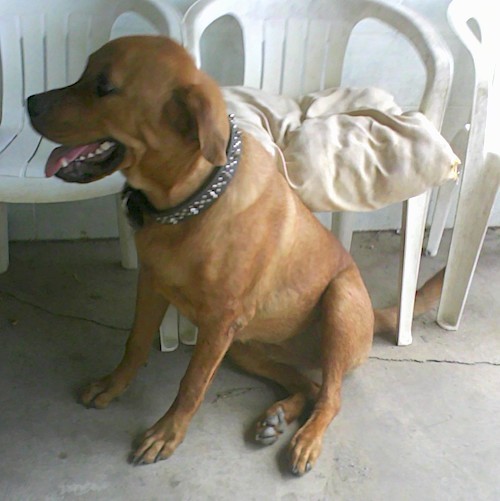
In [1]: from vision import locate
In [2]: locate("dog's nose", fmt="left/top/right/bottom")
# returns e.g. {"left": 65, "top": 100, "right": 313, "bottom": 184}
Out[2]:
{"left": 27, "top": 94, "right": 45, "bottom": 118}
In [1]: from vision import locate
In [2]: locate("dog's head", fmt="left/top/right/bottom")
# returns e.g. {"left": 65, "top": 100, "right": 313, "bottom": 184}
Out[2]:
{"left": 28, "top": 36, "right": 229, "bottom": 186}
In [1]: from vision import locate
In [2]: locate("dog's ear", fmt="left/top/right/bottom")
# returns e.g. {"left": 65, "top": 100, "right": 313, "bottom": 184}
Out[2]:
{"left": 164, "top": 84, "right": 228, "bottom": 165}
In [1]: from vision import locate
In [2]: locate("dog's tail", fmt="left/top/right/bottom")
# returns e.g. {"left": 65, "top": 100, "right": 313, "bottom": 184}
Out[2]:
{"left": 373, "top": 268, "right": 445, "bottom": 334}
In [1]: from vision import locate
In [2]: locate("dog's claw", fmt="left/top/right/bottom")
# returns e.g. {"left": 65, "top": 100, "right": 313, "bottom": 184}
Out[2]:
{"left": 290, "top": 461, "right": 311, "bottom": 476}
{"left": 129, "top": 452, "right": 146, "bottom": 466}
{"left": 84, "top": 400, "right": 96, "bottom": 409}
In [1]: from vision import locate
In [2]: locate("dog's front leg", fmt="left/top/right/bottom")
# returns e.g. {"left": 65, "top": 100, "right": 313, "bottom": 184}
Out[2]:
{"left": 81, "top": 267, "right": 168, "bottom": 409}
{"left": 131, "top": 320, "right": 236, "bottom": 465}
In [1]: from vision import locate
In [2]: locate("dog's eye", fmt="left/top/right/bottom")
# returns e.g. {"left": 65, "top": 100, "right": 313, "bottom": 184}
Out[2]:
{"left": 95, "top": 73, "right": 116, "bottom": 98}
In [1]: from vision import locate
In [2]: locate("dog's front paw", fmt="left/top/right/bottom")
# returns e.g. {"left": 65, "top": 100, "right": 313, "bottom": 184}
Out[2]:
{"left": 80, "top": 375, "right": 128, "bottom": 409}
{"left": 289, "top": 425, "right": 322, "bottom": 476}
{"left": 130, "top": 421, "right": 185, "bottom": 466}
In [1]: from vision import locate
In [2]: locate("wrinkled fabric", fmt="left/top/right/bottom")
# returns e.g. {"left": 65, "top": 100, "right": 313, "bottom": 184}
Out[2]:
{"left": 222, "top": 86, "right": 460, "bottom": 212}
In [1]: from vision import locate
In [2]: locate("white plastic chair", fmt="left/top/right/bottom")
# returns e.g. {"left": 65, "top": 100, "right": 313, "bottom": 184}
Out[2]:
{"left": 425, "top": 125, "right": 469, "bottom": 258}
{"left": 181, "top": 0, "right": 453, "bottom": 346}
{"left": 0, "top": 0, "right": 182, "bottom": 273}
{"left": 436, "top": 0, "right": 500, "bottom": 330}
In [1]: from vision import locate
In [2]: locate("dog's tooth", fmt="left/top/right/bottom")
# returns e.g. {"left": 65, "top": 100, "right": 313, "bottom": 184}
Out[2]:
{"left": 101, "top": 141, "right": 113, "bottom": 150}
{"left": 87, "top": 152, "right": 95, "bottom": 158}
{"left": 61, "top": 158, "right": 69, "bottom": 167}
{"left": 95, "top": 146, "right": 104, "bottom": 154}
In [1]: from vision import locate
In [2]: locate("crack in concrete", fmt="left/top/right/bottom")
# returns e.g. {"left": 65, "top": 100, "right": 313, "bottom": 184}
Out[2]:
{"left": 211, "top": 386, "right": 261, "bottom": 403}
{"left": 2, "top": 289, "right": 499, "bottom": 367}
{"left": 0, "top": 289, "right": 129, "bottom": 332}
{"left": 369, "top": 355, "right": 500, "bottom": 367}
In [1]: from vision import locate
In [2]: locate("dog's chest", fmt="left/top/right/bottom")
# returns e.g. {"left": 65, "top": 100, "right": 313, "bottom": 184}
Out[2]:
{"left": 135, "top": 224, "right": 248, "bottom": 303}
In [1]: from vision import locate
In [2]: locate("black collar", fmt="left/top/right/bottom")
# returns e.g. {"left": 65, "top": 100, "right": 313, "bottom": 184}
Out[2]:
{"left": 122, "top": 114, "right": 242, "bottom": 228}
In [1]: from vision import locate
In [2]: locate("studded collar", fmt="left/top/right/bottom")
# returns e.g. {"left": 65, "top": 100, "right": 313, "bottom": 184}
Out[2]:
{"left": 122, "top": 115, "right": 242, "bottom": 228}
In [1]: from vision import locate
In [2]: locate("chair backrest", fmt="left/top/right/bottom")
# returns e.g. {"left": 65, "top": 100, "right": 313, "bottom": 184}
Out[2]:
{"left": 448, "top": 0, "right": 497, "bottom": 83}
{"left": 183, "top": 0, "right": 453, "bottom": 128}
{"left": 0, "top": 0, "right": 181, "bottom": 130}
{"left": 448, "top": 0, "right": 499, "bottom": 156}
{"left": 185, "top": 0, "right": 358, "bottom": 97}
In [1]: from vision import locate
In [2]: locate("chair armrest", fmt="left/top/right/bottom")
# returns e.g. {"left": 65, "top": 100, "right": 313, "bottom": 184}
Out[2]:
{"left": 363, "top": 0, "right": 453, "bottom": 130}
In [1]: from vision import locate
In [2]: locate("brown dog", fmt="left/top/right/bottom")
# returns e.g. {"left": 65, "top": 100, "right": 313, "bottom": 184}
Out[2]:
{"left": 27, "top": 36, "right": 441, "bottom": 475}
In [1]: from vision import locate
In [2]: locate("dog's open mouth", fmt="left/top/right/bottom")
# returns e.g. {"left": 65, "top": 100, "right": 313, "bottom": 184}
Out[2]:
{"left": 45, "top": 139, "right": 126, "bottom": 183}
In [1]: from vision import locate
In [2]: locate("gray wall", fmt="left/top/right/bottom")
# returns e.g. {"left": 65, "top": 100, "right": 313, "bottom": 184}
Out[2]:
{"left": 7, "top": 0, "right": 499, "bottom": 240}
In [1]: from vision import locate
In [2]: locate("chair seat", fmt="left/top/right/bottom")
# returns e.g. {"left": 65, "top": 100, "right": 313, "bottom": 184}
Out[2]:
{"left": 0, "top": 127, "right": 19, "bottom": 153}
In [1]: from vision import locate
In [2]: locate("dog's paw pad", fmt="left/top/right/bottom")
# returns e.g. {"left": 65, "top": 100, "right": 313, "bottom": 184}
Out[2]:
{"left": 255, "top": 406, "right": 287, "bottom": 445}
{"left": 256, "top": 426, "right": 279, "bottom": 445}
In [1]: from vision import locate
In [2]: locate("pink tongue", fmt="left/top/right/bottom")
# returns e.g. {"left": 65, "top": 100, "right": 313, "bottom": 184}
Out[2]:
{"left": 45, "top": 142, "right": 101, "bottom": 177}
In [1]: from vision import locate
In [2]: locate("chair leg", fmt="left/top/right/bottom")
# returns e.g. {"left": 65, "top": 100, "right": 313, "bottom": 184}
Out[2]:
{"left": 0, "top": 203, "right": 8, "bottom": 273}
{"left": 331, "top": 211, "right": 356, "bottom": 251}
{"left": 425, "top": 180, "right": 458, "bottom": 256}
{"left": 396, "top": 192, "right": 429, "bottom": 346}
{"left": 426, "top": 126, "right": 470, "bottom": 257}
{"left": 179, "top": 314, "right": 198, "bottom": 345}
{"left": 115, "top": 194, "right": 137, "bottom": 269}
{"left": 159, "top": 305, "right": 180, "bottom": 352}
{"left": 437, "top": 153, "right": 499, "bottom": 330}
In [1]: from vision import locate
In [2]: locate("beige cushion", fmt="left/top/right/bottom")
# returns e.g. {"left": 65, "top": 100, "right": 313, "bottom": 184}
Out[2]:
{"left": 222, "top": 86, "right": 459, "bottom": 212}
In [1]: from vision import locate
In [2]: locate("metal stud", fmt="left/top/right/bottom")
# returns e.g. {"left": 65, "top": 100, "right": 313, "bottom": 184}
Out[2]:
{"left": 148, "top": 116, "right": 240, "bottom": 226}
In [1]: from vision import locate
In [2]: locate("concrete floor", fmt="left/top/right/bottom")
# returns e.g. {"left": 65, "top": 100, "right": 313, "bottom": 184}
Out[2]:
{"left": 0, "top": 229, "right": 499, "bottom": 501}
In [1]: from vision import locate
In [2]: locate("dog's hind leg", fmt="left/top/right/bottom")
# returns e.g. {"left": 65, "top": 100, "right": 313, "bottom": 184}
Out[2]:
{"left": 81, "top": 268, "right": 169, "bottom": 409}
{"left": 228, "top": 341, "right": 320, "bottom": 446}
{"left": 288, "top": 264, "right": 374, "bottom": 476}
